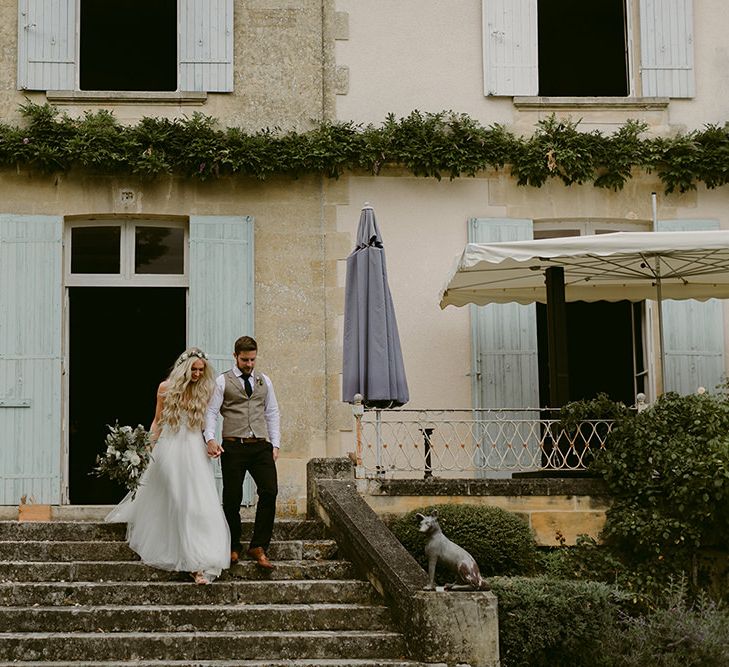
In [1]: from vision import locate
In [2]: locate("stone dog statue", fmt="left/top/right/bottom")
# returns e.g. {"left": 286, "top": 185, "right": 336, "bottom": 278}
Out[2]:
{"left": 416, "top": 510, "right": 490, "bottom": 591}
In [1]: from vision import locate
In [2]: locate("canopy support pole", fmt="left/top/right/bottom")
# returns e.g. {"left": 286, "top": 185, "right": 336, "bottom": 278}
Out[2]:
{"left": 545, "top": 267, "right": 570, "bottom": 407}
{"left": 652, "top": 192, "right": 666, "bottom": 395}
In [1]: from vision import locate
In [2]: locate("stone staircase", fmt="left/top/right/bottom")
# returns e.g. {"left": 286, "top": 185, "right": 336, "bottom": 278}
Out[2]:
{"left": 0, "top": 519, "right": 445, "bottom": 667}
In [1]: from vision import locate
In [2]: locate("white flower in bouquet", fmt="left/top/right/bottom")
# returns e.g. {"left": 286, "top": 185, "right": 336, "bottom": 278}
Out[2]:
{"left": 92, "top": 421, "right": 153, "bottom": 498}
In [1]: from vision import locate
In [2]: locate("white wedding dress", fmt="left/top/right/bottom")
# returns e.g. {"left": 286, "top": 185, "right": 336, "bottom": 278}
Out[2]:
{"left": 105, "top": 424, "right": 230, "bottom": 581}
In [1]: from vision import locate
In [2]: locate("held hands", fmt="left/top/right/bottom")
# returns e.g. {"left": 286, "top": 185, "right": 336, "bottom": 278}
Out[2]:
{"left": 206, "top": 439, "right": 223, "bottom": 459}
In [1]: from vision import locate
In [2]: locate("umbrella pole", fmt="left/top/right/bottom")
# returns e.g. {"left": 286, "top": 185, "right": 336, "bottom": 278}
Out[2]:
{"left": 353, "top": 394, "right": 364, "bottom": 466}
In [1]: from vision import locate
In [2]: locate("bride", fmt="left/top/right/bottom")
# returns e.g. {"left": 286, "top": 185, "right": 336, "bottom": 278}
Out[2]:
{"left": 106, "top": 347, "right": 231, "bottom": 584}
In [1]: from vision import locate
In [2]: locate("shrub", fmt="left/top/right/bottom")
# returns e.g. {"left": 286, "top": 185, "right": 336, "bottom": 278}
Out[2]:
{"left": 606, "top": 580, "right": 729, "bottom": 667}
{"left": 388, "top": 503, "right": 539, "bottom": 581}
{"left": 539, "top": 535, "right": 626, "bottom": 582}
{"left": 490, "top": 576, "right": 625, "bottom": 667}
{"left": 594, "top": 391, "right": 729, "bottom": 595}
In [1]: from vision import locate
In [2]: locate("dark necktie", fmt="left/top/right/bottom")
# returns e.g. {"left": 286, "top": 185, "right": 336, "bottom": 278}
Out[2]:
{"left": 242, "top": 374, "right": 253, "bottom": 398}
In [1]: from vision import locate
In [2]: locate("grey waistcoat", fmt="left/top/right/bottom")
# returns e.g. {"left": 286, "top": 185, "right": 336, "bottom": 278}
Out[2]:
{"left": 221, "top": 369, "right": 270, "bottom": 440}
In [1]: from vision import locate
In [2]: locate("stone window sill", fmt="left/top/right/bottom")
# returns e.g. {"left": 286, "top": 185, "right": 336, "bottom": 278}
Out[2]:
{"left": 513, "top": 96, "right": 669, "bottom": 111}
{"left": 46, "top": 90, "right": 207, "bottom": 105}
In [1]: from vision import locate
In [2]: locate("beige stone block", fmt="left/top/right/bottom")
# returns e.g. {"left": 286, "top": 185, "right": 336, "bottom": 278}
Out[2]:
{"left": 574, "top": 495, "right": 611, "bottom": 511}
{"left": 335, "top": 66, "right": 350, "bottom": 95}
{"left": 485, "top": 495, "right": 577, "bottom": 512}
{"left": 334, "top": 11, "right": 349, "bottom": 40}
{"left": 530, "top": 511, "right": 606, "bottom": 546}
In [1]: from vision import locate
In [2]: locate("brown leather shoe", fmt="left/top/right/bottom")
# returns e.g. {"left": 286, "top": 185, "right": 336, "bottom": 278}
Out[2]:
{"left": 246, "top": 546, "right": 275, "bottom": 569}
{"left": 230, "top": 550, "right": 240, "bottom": 565}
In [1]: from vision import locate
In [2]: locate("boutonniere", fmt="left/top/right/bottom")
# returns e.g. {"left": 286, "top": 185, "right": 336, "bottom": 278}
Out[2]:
{"left": 256, "top": 376, "right": 264, "bottom": 387}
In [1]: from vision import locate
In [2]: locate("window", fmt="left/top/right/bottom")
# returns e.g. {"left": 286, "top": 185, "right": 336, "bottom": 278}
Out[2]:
{"left": 79, "top": 0, "right": 176, "bottom": 92}
{"left": 18, "top": 0, "right": 234, "bottom": 93}
{"left": 537, "top": 0, "right": 628, "bottom": 97}
{"left": 66, "top": 219, "right": 188, "bottom": 286}
{"left": 483, "top": 0, "right": 694, "bottom": 98}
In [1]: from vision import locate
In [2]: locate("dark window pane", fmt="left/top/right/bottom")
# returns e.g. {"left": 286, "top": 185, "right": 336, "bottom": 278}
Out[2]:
{"left": 71, "top": 226, "right": 121, "bottom": 274}
{"left": 538, "top": 0, "right": 629, "bottom": 96}
{"left": 135, "top": 227, "right": 184, "bottom": 274}
{"left": 80, "top": 0, "right": 177, "bottom": 91}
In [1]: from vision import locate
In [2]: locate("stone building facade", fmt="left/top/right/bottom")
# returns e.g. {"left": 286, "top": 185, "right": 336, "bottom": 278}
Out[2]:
{"left": 1, "top": 0, "right": 728, "bottom": 512}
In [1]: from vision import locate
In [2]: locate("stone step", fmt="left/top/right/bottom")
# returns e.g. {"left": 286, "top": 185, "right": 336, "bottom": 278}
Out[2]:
{"left": 0, "top": 631, "right": 407, "bottom": 662}
{"left": 0, "top": 580, "right": 376, "bottom": 607}
{"left": 0, "top": 559, "right": 357, "bottom": 582}
{"left": 0, "top": 520, "right": 326, "bottom": 542}
{"left": 0, "top": 539, "right": 338, "bottom": 562}
{"left": 0, "top": 603, "right": 392, "bottom": 633}
{"left": 0, "top": 660, "right": 447, "bottom": 667}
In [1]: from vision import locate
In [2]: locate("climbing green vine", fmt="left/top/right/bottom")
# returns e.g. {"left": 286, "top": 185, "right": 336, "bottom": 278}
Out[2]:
{"left": 4, "top": 101, "right": 729, "bottom": 194}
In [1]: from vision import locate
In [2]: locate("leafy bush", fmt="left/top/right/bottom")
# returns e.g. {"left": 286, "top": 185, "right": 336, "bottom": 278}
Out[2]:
{"left": 490, "top": 576, "right": 625, "bottom": 667}
{"left": 605, "top": 579, "right": 729, "bottom": 667}
{"left": 594, "top": 391, "right": 729, "bottom": 595}
{"left": 492, "top": 576, "right": 729, "bottom": 667}
{"left": 389, "top": 503, "right": 539, "bottom": 581}
{"left": 7, "top": 102, "right": 729, "bottom": 193}
{"left": 539, "top": 535, "right": 626, "bottom": 582}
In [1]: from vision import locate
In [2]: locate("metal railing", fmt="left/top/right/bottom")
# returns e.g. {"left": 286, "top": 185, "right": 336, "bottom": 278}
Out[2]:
{"left": 351, "top": 398, "right": 619, "bottom": 479}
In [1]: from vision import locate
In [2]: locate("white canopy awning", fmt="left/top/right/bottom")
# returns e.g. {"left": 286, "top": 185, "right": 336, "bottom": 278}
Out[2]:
{"left": 440, "top": 230, "right": 729, "bottom": 308}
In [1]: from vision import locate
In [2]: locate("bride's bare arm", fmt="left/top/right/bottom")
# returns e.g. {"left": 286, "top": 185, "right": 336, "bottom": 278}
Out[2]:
{"left": 149, "top": 381, "right": 168, "bottom": 447}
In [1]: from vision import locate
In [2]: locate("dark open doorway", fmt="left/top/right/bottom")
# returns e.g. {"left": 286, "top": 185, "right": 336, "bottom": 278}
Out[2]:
{"left": 68, "top": 287, "right": 186, "bottom": 504}
{"left": 537, "top": 300, "right": 644, "bottom": 407}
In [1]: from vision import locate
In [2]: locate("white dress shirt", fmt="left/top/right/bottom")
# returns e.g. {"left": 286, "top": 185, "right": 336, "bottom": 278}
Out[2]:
{"left": 204, "top": 369, "right": 281, "bottom": 448}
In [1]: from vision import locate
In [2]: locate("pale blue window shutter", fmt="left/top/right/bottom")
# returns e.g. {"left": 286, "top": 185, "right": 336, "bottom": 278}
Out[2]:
{"left": 656, "top": 219, "right": 724, "bottom": 393}
{"left": 0, "top": 215, "right": 63, "bottom": 504}
{"left": 470, "top": 218, "right": 538, "bottom": 409}
{"left": 189, "top": 215, "right": 254, "bottom": 502}
{"left": 179, "top": 0, "right": 234, "bottom": 92}
{"left": 17, "top": 0, "right": 76, "bottom": 91}
{"left": 470, "top": 218, "right": 539, "bottom": 475}
{"left": 482, "top": 0, "right": 538, "bottom": 96}
{"left": 640, "top": 0, "right": 694, "bottom": 98}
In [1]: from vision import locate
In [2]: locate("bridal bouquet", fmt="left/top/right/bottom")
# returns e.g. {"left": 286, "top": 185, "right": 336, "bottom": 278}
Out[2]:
{"left": 92, "top": 422, "right": 153, "bottom": 497}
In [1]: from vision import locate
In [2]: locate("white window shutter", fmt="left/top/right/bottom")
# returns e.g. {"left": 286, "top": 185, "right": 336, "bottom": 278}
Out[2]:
{"left": 17, "top": 0, "right": 76, "bottom": 91}
{"left": 179, "top": 0, "right": 234, "bottom": 92}
{"left": 188, "top": 215, "right": 254, "bottom": 503}
{"left": 640, "top": 0, "right": 694, "bottom": 97}
{"left": 0, "top": 215, "right": 63, "bottom": 503}
{"left": 657, "top": 220, "right": 724, "bottom": 394}
{"left": 482, "top": 0, "right": 538, "bottom": 96}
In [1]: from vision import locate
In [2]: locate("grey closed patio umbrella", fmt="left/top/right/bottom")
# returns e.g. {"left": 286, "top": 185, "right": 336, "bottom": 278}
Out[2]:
{"left": 342, "top": 204, "right": 409, "bottom": 407}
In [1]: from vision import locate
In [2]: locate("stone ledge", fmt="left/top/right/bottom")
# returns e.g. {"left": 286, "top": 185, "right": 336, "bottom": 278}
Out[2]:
{"left": 307, "top": 458, "right": 500, "bottom": 667}
{"left": 46, "top": 90, "right": 208, "bottom": 105}
{"left": 371, "top": 476, "right": 609, "bottom": 498}
{"left": 513, "top": 96, "right": 670, "bottom": 110}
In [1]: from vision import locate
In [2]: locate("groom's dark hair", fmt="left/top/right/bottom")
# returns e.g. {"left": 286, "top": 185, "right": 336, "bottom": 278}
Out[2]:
{"left": 234, "top": 336, "right": 257, "bottom": 354}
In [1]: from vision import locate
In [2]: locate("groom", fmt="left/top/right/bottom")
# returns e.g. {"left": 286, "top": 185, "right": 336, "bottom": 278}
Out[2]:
{"left": 204, "top": 336, "right": 281, "bottom": 569}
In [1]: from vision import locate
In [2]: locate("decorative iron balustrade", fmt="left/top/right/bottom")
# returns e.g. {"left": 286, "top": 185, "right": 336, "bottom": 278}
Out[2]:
{"left": 351, "top": 403, "right": 619, "bottom": 479}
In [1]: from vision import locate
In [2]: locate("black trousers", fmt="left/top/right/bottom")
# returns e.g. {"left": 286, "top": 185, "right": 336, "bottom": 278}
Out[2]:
{"left": 220, "top": 440, "right": 278, "bottom": 553}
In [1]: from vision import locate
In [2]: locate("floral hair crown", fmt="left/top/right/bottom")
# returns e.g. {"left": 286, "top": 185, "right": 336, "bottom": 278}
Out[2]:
{"left": 176, "top": 349, "right": 209, "bottom": 366}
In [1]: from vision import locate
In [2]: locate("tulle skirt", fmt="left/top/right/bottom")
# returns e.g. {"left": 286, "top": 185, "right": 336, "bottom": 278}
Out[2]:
{"left": 105, "top": 425, "right": 231, "bottom": 580}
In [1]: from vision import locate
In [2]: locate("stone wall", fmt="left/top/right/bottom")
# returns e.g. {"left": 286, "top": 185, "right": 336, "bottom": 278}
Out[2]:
{"left": 362, "top": 477, "right": 611, "bottom": 547}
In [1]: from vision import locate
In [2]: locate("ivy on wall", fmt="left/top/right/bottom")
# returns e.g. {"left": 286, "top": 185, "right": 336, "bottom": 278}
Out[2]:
{"left": 4, "top": 101, "right": 729, "bottom": 194}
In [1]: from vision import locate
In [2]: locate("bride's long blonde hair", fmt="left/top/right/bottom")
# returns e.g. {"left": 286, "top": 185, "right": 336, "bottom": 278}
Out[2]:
{"left": 160, "top": 347, "right": 215, "bottom": 431}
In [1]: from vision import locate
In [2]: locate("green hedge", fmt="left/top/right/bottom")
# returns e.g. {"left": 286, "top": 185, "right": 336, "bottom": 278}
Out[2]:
{"left": 8, "top": 102, "right": 729, "bottom": 193}
{"left": 389, "top": 503, "right": 539, "bottom": 581}
{"left": 491, "top": 576, "right": 624, "bottom": 667}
